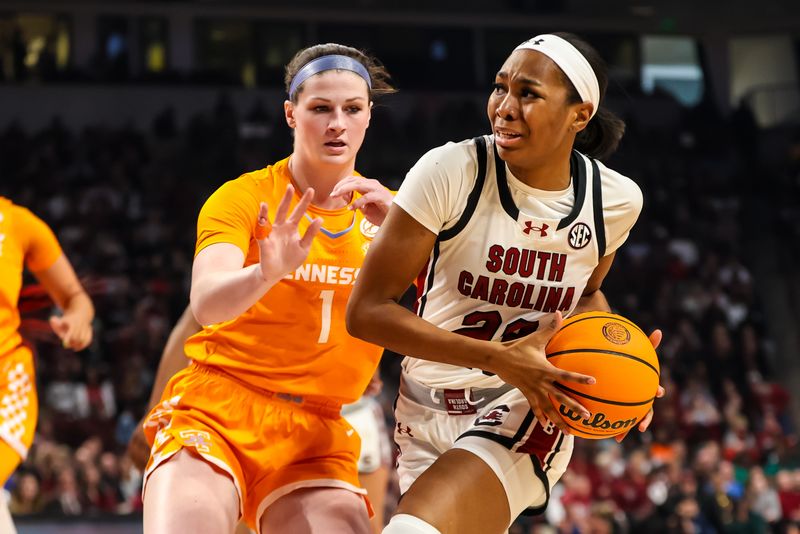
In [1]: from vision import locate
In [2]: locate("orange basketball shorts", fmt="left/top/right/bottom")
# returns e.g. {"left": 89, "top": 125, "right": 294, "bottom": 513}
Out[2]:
{"left": 143, "top": 362, "right": 368, "bottom": 529}
{"left": 0, "top": 345, "right": 37, "bottom": 480}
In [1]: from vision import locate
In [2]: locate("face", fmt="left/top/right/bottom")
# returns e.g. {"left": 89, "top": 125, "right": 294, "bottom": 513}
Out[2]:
{"left": 285, "top": 69, "right": 371, "bottom": 169}
{"left": 487, "top": 50, "right": 591, "bottom": 169}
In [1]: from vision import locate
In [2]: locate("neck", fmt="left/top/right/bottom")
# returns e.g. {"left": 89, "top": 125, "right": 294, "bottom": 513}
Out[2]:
{"left": 289, "top": 155, "right": 353, "bottom": 209}
{"left": 508, "top": 145, "right": 573, "bottom": 190}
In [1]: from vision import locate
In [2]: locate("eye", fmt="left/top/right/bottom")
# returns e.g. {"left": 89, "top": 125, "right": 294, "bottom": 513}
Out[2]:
{"left": 346, "top": 105, "right": 363, "bottom": 114}
{"left": 521, "top": 88, "right": 541, "bottom": 99}
{"left": 313, "top": 105, "right": 330, "bottom": 113}
{"left": 491, "top": 82, "right": 506, "bottom": 94}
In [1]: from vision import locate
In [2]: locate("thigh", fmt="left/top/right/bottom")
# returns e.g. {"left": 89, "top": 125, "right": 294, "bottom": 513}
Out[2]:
{"left": 0, "top": 440, "right": 20, "bottom": 484}
{"left": 395, "top": 448, "right": 510, "bottom": 534}
{"left": 144, "top": 448, "right": 239, "bottom": 534}
{"left": 259, "top": 487, "right": 370, "bottom": 534}
{"left": 360, "top": 465, "right": 389, "bottom": 534}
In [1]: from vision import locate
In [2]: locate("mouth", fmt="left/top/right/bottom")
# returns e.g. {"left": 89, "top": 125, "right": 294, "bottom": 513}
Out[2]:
{"left": 494, "top": 127, "right": 523, "bottom": 148}
{"left": 325, "top": 140, "right": 346, "bottom": 148}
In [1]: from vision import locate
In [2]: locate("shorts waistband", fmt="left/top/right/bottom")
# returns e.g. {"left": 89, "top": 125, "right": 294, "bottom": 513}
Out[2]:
{"left": 399, "top": 374, "right": 515, "bottom": 415}
{"left": 190, "top": 362, "right": 343, "bottom": 418}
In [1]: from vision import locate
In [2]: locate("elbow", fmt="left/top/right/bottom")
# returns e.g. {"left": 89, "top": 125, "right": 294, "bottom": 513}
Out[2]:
{"left": 345, "top": 296, "right": 368, "bottom": 341}
{"left": 189, "top": 288, "right": 210, "bottom": 327}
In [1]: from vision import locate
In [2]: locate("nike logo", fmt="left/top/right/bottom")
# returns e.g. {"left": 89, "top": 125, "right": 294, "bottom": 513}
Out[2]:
{"left": 346, "top": 429, "right": 355, "bottom": 437}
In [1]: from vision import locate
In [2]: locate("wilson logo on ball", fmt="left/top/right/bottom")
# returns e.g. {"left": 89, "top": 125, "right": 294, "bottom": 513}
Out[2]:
{"left": 558, "top": 406, "right": 638, "bottom": 432}
{"left": 601, "top": 322, "right": 631, "bottom": 345}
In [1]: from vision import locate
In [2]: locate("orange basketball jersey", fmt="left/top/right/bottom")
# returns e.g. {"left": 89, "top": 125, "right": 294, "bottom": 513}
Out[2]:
{"left": 0, "top": 197, "right": 62, "bottom": 358}
{"left": 184, "top": 158, "right": 383, "bottom": 404}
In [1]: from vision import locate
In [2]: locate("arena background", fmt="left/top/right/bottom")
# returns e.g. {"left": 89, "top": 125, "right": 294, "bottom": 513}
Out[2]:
{"left": 1, "top": 0, "right": 799, "bottom": 532}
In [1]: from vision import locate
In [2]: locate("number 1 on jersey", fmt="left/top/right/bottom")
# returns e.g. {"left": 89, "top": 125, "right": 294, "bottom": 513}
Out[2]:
{"left": 318, "top": 289, "right": 335, "bottom": 343}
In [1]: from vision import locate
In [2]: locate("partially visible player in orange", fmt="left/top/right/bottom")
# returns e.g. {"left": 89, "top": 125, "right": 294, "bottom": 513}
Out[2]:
{"left": 0, "top": 197, "right": 94, "bottom": 534}
{"left": 141, "top": 43, "right": 396, "bottom": 534}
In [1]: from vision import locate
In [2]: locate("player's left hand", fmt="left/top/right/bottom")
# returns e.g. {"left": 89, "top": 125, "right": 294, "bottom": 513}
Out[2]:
{"left": 330, "top": 176, "right": 393, "bottom": 226}
{"left": 49, "top": 312, "right": 93, "bottom": 350}
{"left": 615, "top": 329, "right": 665, "bottom": 443}
{"left": 126, "top": 417, "right": 151, "bottom": 471}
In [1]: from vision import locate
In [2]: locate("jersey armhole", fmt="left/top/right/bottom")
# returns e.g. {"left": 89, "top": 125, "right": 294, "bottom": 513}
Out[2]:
{"left": 439, "top": 136, "right": 489, "bottom": 242}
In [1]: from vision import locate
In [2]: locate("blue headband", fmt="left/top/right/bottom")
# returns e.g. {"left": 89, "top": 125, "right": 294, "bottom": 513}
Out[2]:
{"left": 288, "top": 55, "right": 372, "bottom": 99}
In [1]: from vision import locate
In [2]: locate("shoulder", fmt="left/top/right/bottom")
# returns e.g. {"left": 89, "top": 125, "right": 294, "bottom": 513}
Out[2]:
{"left": 595, "top": 160, "right": 643, "bottom": 214}
{"left": 412, "top": 137, "right": 480, "bottom": 175}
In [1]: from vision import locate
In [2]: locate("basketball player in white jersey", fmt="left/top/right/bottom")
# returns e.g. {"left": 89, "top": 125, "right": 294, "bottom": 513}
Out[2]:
{"left": 347, "top": 33, "right": 664, "bottom": 534}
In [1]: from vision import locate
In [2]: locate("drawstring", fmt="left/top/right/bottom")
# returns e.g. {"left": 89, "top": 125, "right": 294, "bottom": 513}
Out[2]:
{"left": 466, "top": 387, "right": 485, "bottom": 406}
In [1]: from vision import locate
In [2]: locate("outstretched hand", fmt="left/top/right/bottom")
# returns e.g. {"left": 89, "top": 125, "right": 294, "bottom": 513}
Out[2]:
{"left": 495, "top": 311, "right": 596, "bottom": 434}
{"left": 256, "top": 185, "right": 322, "bottom": 282}
{"left": 330, "top": 176, "right": 393, "bottom": 226}
{"left": 615, "top": 328, "right": 665, "bottom": 443}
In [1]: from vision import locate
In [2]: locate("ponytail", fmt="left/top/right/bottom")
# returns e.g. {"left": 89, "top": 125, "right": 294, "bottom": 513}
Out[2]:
{"left": 574, "top": 107, "right": 625, "bottom": 160}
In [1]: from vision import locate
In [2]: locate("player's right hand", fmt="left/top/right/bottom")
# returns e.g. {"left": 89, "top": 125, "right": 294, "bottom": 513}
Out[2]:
{"left": 256, "top": 185, "right": 322, "bottom": 282}
{"left": 126, "top": 417, "right": 151, "bottom": 471}
{"left": 494, "top": 311, "right": 595, "bottom": 434}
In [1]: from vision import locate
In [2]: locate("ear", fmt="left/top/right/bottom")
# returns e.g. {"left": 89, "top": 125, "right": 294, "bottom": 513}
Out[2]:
{"left": 284, "top": 100, "right": 296, "bottom": 129}
{"left": 571, "top": 102, "right": 593, "bottom": 133}
{"left": 366, "top": 101, "right": 374, "bottom": 127}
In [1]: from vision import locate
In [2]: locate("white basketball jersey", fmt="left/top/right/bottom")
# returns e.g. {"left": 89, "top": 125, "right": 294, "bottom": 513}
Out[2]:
{"left": 394, "top": 135, "right": 642, "bottom": 389}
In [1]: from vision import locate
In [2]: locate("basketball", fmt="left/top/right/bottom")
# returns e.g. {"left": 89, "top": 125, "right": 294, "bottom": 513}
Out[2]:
{"left": 545, "top": 312, "right": 660, "bottom": 439}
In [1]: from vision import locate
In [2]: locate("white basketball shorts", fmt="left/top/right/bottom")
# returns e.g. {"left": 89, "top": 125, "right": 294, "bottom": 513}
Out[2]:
{"left": 393, "top": 373, "right": 573, "bottom": 524}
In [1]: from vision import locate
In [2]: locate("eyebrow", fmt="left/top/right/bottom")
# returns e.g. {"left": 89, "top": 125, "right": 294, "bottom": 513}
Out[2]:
{"left": 305, "top": 96, "right": 367, "bottom": 103}
{"left": 495, "top": 71, "right": 542, "bottom": 86}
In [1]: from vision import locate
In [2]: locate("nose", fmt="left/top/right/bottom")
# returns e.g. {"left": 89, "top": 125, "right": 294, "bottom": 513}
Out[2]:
{"left": 328, "top": 108, "right": 346, "bottom": 133}
{"left": 495, "top": 93, "right": 519, "bottom": 121}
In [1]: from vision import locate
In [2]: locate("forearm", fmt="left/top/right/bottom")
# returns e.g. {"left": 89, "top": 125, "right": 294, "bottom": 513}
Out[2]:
{"left": 347, "top": 298, "right": 502, "bottom": 374}
{"left": 146, "top": 308, "right": 200, "bottom": 408}
{"left": 190, "top": 264, "right": 276, "bottom": 325}
{"left": 573, "top": 288, "right": 611, "bottom": 314}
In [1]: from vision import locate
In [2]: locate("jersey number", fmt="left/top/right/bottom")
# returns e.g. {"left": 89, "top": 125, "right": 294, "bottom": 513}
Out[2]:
{"left": 453, "top": 311, "right": 539, "bottom": 376}
{"left": 317, "top": 290, "right": 335, "bottom": 343}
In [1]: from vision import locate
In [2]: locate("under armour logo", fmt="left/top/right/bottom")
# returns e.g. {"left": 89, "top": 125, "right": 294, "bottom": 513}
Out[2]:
{"left": 523, "top": 221, "right": 549, "bottom": 237}
{"left": 396, "top": 422, "right": 414, "bottom": 437}
{"left": 531, "top": 39, "right": 544, "bottom": 45}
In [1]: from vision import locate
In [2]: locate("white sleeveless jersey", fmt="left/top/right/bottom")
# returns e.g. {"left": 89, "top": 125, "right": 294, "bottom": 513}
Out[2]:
{"left": 393, "top": 135, "right": 643, "bottom": 389}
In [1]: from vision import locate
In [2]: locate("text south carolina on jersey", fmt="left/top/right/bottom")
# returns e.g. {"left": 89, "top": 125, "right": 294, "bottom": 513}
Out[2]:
{"left": 456, "top": 243, "right": 575, "bottom": 311}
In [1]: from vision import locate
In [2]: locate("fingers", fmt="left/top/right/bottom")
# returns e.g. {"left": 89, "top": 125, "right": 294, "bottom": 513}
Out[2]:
{"left": 349, "top": 191, "right": 391, "bottom": 212}
{"left": 638, "top": 408, "right": 655, "bottom": 432}
{"left": 557, "top": 369, "right": 596, "bottom": 386}
{"left": 539, "top": 310, "right": 563, "bottom": 341}
{"left": 530, "top": 390, "right": 578, "bottom": 435}
{"left": 648, "top": 328, "right": 663, "bottom": 349}
{"left": 525, "top": 393, "right": 556, "bottom": 434}
{"left": 273, "top": 184, "right": 295, "bottom": 223}
{"left": 287, "top": 187, "right": 315, "bottom": 226}
{"left": 656, "top": 385, "right": 666, "bottom": 398}
{"left": 330, "top": 176, "right": 375, "bottom": 198}
{"left": 255, "top": 202, "right": 272, "bottom": 240}
{"left": 550, "top": 386, "right": 590, "bottom": 419}
{"left": 300, "top": 217, "right": 322, "bottom": 248}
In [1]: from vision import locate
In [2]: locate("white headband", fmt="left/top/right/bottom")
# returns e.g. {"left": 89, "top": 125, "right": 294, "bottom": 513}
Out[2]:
{"left": 514, "top": 34, "right": 600, "bottom": 119}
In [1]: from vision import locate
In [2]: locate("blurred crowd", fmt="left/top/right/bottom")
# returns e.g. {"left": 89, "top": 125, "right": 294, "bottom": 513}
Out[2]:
{"left": 1, "top": 86, "right": 799, "bottom": 533}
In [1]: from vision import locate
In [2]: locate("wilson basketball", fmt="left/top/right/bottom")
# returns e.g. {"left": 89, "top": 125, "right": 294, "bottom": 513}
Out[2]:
{"left": 545, "top": 311, "right": 660, "bottom": 439}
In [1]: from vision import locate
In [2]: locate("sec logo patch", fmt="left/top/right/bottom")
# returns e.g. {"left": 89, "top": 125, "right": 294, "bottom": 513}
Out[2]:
{"left": 360, "top": 218, "right": 379, "bottom": 239}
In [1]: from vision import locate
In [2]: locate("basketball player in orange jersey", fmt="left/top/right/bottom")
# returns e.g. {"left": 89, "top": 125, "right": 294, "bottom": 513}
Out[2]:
{"left": 347, "top": 33, "right": 664, "bottom": 534}
{"left": 141, "top": 43, "right": 396, "bottom": 534}
{"left": 0, "top": 197, "right": 94, "bottom": 534}
{"left": 129, "top": 304, "right": 391, "bottom": 534}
